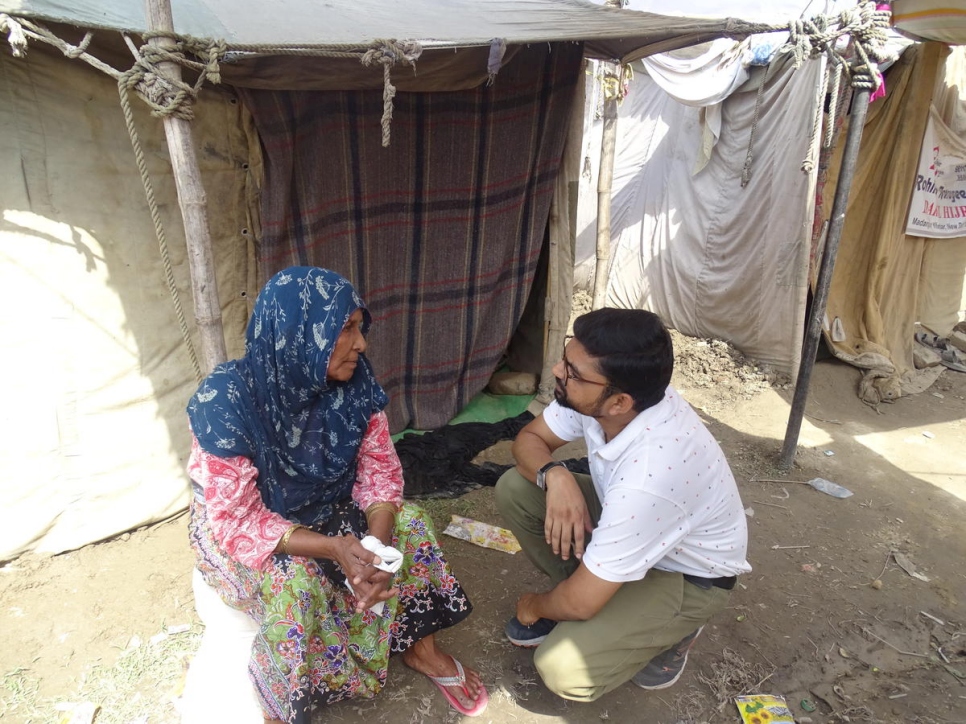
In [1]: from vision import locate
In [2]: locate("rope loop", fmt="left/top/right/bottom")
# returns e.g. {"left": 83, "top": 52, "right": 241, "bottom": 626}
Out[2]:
{"left": 361, "top": 39, "right": 422, "bottom": 147}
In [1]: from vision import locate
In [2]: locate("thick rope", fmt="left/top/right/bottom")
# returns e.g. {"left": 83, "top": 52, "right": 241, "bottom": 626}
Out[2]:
{"left": 361, "top": 40, "right": 422, "bottom": 147}
{"left": 741, "top": 62, "right": 770, "bottom": 188}
{"left": 783, "top": 1, "right": 893, "bottom": 89}
{"left": 825, "top": 59, "right": 844, "bottom": 149}
{"left": 0, "top": 14, "right": 27, "bottom": 58}
{"left": 746, "top": 1, "right": 894, "bottom": 186}
{"left": 6, "top": 16, "right": 120, "bottom": 77}
{"left": 117, "top": 32, "right": 227, "bottom": 120}
{"left": 117, "top": 80, "right": 204, "bottom": 381}
{"left": 802, "top": 56, "right": 830, "bottom": 174}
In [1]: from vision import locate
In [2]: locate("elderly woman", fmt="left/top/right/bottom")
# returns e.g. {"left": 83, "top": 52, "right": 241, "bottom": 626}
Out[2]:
{"left": 186, "top": 267, "right": 487, "bottom": 723}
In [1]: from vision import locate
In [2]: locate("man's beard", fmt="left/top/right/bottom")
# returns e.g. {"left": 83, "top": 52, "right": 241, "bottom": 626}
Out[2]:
{"left": 554, "top": 377, "right": 606, "bottom": 418}
{"left": 553, "top": 378, "right": 572, "bottom": 409}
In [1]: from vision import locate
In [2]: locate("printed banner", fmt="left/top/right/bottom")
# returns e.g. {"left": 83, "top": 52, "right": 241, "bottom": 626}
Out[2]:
{"left": 906, "top": 106, "right": 966, "bottom": 239}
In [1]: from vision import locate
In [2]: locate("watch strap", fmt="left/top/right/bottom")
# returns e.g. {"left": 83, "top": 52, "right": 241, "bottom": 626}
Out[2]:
{"left": 536, "top": 460, "right": 567, "bottom": 490}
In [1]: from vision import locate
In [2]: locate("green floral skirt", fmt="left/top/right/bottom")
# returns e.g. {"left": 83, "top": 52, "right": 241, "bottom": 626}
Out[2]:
{"left": 189, "top": 499, "right": 472, "bottom": 723}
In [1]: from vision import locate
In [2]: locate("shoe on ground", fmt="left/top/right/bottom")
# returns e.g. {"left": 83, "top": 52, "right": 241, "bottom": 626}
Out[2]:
{"left": 505, "top": 616, "right": 557, "bottom": 648}
{"left": 632, "top": 626, "right": 704, "bottom": 690}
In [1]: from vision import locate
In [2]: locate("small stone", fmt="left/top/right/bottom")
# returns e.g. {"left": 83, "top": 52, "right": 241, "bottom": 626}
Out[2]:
{"left": 871, "top": 578, "right": 883, "bottom": 589}
{"left": 913, "top": 344, "right": 943, "bottom": 369}
{"left": 486, "top": 371, "right": 538, "bottom": 396}
{"left": 948, "top": 329, "right": 966, "bottom": 353}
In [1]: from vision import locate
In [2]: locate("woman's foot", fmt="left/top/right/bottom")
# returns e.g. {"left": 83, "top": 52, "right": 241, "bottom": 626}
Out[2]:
{"left": 402, "top": 634, "right": 485, "bottom": 712}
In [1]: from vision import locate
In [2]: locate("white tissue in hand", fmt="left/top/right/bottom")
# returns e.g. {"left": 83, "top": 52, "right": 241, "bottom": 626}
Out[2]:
{"left": 359, "top": 535, "right": 403, "bottom": 573}
{"left": 345, "top": 536, "right": 402, "bottom": 615}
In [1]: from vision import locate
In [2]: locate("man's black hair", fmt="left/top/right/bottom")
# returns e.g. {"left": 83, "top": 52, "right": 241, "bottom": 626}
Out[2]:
{"left": 572, "top": 308, "right": 673, "bottom": 412}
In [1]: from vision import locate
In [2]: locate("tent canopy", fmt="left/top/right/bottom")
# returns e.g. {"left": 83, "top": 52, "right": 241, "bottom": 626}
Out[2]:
{"left": 1, "top": 0, "right": 776, "bottom": 62}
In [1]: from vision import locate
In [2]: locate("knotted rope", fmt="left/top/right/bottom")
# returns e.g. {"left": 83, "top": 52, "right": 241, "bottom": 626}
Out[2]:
{"left": 741, "top": 62, "right": 771, "bottom": 188}
{"left": 784, "top": 2, "right": 892, "bottom": 87}
{"left": 118, "top": 31, "right": 227, "bottom": 120}
{"left": 742, "top": 1, "right": 895, "bottom": 186}
{"left": 361, "top": 39, "right": 422, "bottom": 147}
{"left": 0, "top": 14, "right": 27, "bottom": 58}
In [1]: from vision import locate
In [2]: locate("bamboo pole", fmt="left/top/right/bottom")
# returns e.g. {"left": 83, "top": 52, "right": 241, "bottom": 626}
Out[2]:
{"left": 592, "top": 66, "right": 619, "bottom": 310}
{"left": 145, "top": 0, "right": 227, "bottom": 373}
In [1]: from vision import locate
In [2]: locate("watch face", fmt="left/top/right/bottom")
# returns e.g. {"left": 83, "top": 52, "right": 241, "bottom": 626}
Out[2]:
{"left": 536, "top": 471, "right": 546, "bottom": 490}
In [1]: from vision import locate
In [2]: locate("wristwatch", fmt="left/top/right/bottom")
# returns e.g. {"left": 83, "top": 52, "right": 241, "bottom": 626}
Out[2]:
{"left": 536, "top": 461, "right": 567, "bottom": 490}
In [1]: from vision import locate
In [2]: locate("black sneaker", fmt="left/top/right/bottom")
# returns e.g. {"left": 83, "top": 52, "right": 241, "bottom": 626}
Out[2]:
{"left": 632, "top": 626, "right": 703, "bottom": 690}
{"left": 505, "top": 616, "right": 557, "bottom": 648}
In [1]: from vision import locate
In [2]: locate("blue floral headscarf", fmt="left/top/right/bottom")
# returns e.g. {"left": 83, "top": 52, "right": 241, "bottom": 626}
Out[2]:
{"left": 187, "top": 267, "right": 388, "bottom": 524}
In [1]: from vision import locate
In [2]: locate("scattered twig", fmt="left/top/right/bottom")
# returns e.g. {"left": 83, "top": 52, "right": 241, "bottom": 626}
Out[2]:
{"left": 771, "top": 487, "right": 790, "bottom": 500}
{"left": 750, "top": 478, "right": 810, "bottom": 484}
{"left": 920, "top": 611, "right": 945, "bottom": 625}
{"left": 771, "top": 544, "right": 811, "bottom": 550}
{"left": 861, "top": 627, "right": 931, "bottom": 659}
{"left": 874, "top": 549, "right": 891, "bottom": 581}
{"left": 751, "top": 500, "right": 790, "bottom": 510}
{"left": 753, "top": 671, "right": 775, "bottom": 690}
{"left": 827, "top": 617, "right": 842, "bottom": 638}
{"left": 805, "top": 635, "right": 820, "bottom": 656}
{"left": 805, "top": 413, "right": 841, "bottom": 424}
{"left": 749, "top": 642, "right": 777, "bottom": 668}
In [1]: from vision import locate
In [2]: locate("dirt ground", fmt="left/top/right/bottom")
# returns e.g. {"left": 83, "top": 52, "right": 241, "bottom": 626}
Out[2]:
{"left": 2, "top": 333, "right": 965, "bottom": 724}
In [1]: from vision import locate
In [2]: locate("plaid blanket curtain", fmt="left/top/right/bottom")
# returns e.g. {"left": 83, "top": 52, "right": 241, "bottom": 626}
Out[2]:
{"left": 241, "top": 43, "right": 581, "bottom": 431}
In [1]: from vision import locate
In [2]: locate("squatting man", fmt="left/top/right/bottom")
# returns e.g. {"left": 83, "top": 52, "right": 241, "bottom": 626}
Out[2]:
{"left": 496, "top": 308, "right": 751, "bottom": 699}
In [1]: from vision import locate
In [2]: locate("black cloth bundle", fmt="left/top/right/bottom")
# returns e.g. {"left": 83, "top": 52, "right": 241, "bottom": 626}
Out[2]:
{"left": 394, "top": 411, "right": 589, "bottom": 499}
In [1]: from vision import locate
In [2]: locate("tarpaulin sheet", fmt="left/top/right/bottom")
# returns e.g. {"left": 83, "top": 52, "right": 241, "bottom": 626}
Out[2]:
{"left": 821, "top": 42, "right": 956, "bottom": 398}
{"left": 575, "top": 56, "right": 822, "bottom": 375}
{"left": 0, "top": 0, "right": 776, "bottom": 65}
{"left": 0, "top": 44, "right": 256, "bottom": 559}
{"left": 240, "top": 43, "right": 581, "bottom": 433}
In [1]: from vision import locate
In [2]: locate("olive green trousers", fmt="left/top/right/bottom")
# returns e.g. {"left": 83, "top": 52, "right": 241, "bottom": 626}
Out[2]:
{"left": 495, "top": 468, "right": 730, "bottom": 701}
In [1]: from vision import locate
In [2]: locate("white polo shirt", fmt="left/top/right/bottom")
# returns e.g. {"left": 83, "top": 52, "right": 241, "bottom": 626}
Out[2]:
{"left": 543, "top": 386, "right": 751, "bottom": 584}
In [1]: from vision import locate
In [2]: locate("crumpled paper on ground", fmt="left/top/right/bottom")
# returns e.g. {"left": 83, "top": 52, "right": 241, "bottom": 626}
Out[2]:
{"left": 443, "top": 515, "right": 521, "bottom": 554}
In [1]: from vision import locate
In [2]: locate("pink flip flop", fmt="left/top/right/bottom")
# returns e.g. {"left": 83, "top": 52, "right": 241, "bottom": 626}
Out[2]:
{"left": 427, "top": 657, "right": 489, "bottom": 717}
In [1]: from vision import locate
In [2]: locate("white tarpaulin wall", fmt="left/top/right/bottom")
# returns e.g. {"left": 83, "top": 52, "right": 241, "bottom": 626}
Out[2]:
{"left": 0, "top": 44, "right": 255, "bottom": 560}
{"left": 574, "top": 56, "right": 822, "bottom": 375}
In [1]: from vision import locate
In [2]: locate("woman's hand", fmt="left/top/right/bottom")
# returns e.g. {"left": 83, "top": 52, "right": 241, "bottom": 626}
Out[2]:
{"left": 333, "top": 535, "right": 398, "bottom": 613}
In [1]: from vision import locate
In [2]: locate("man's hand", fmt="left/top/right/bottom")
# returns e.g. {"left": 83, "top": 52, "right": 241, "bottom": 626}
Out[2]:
{"left": 544, "top": 467, "right": 594, "bottom": 561}
{"left": 516, "top": 565, "right": 622, "bottom": 623}
{"left": 516, "top": 592, "right": 542, "bottom": 625}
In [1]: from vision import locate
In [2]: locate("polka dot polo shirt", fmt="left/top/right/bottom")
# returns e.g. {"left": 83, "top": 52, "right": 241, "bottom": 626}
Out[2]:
{"left": 543, "top": 386, "right": 752, "bottom": 584}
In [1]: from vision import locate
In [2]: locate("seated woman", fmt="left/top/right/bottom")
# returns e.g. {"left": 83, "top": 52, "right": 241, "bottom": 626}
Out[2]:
{"left": 186, "top": 266, "right": 487, "bottom": 723}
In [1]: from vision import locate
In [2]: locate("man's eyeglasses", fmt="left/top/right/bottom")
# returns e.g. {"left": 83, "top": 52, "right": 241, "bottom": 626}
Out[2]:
{"left": 561, "top": 337, "right": 612, "bottom": 388}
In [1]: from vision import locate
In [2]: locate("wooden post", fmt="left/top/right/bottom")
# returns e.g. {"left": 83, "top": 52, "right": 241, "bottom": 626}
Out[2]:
{"left": 593, "top": 66, "right": 619, "bottom": 310}
{"left": 145, "top": 0, "right": 227, "bottom": 373}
